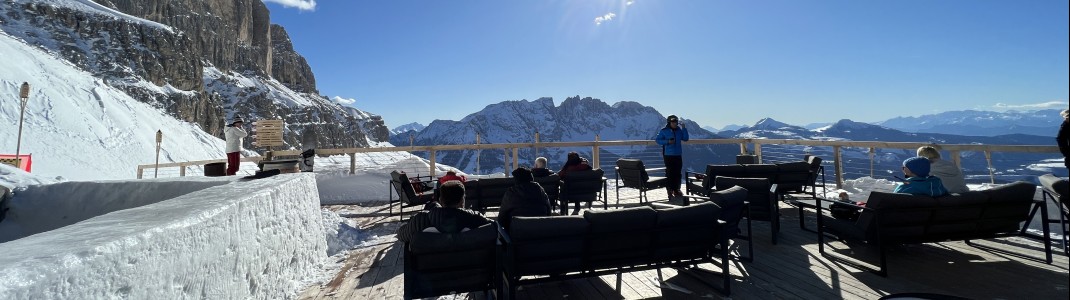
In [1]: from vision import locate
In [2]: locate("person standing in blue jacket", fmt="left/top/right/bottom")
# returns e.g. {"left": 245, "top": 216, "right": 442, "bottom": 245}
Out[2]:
{"left": 655, "top": 115, "right": 689, "bottom": 198}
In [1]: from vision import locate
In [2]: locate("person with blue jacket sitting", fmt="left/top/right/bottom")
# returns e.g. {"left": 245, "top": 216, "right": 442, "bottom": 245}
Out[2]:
{"left": 893, "top": 157, "right": 949, "bottom": 197}
{"left": 655, "top": 115, "right": 689, "bottom": 198}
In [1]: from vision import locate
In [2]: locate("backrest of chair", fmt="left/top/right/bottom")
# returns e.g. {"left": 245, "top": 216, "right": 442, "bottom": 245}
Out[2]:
{"left": 477, "top": 178, "right": 513, "bottom": 209}
{"left": 534, "top": 174, "right": 561, "bottom": 201}
{"left": 715, "top": 176, "right": 774, "bottom": 221}
{"left": 584, "top": 206, "right": 658, "bottom": 269}
{"left": 806, "top": 156, "right": 824, "bottom": 183}
{"left": 708, "top": 165, "right": 747, "bottom": 181}
{"left": 742, "top": 164, "right": 779, "bottom": 182}
{"left": 708, "top": 186, "right": 749, "bottom": 234}
{"left": 857, "top": 191, "right": 937, "bottom": 241}
{"left": 616, "top": 159, "right": 649, "bottom": 188}
{"left": 509, "top": 215, "right": 588, "bottom": 275}
{"left": 1039, "top": 174, "right": 1068, "bottom": 211}
{"left": 561, "top": 169, "right": 605, "bottom": 201}
{"left": 391, "top": 171, "right": 417, "bottom": 203}
{"left": 405, "top": 222, "right": 498, "bottom": 298}
{"left": 653, "top": 202, "right": 722, "bottom": 261}
{"left": 775, "top": 161, "right": 812, "bottom": 191}
{"left": 977, "top": 181, "right": 1036, "bottom": 233}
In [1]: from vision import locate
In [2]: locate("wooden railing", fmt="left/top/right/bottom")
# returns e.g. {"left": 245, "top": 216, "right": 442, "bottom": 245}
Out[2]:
{"left": 136, "top": 138, "right": 1061, "bottom": 187}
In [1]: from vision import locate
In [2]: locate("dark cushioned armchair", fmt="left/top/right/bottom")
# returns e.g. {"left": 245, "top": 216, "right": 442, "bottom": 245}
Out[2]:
{"left": 614, "top": 158, "right": 668, "bottom": 204}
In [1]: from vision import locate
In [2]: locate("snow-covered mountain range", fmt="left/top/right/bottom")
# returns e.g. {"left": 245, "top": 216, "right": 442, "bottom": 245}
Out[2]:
{"left": 0, "top": 0, "right": 388, "bottom": 180}
{"left": 877, "top": 109, "right": 1064, "bottom": 137}
{"left": 389, "top": 96, "right": 739, "bottom": 174}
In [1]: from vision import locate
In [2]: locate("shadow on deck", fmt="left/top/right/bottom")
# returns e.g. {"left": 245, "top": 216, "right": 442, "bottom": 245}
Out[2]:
{"left": 301, "top": 191, "right": 1070, "bottom": 300}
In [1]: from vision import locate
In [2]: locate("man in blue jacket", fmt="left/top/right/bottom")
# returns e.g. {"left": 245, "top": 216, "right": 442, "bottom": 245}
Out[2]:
{"left": 655, "top": 115, "right": 689, "bottom": 198}
{"left": 893, "top": 156, "right": 949, "bottom": 197}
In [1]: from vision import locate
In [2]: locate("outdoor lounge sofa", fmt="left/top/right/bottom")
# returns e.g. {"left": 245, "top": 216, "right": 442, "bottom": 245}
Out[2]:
{"left": 816, "top": 181, "right": 1053, "bottom": 276}
{"left": 686, "top": 161, "right": 813, "bottom": 197}
{"left": 500, "top": 202, "right": 732, "bottom": 299}
{"left": 403, "top": 222, "right": 500, "bottom": 299}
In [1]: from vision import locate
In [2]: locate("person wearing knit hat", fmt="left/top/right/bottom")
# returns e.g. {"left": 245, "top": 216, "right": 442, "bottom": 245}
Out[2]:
{"left": 893, "top": 156, "right": 948, "bottom": 197}
{"left": 224, "top": 116, "right": 248, "bottom": 176}
{"left": 498, "top": 167, "right": 550, "bottom": 229}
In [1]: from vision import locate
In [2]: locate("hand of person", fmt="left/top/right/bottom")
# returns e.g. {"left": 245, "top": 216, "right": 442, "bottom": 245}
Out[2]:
{"left": 669, "top": 137, "right": 675, "bottom": 144}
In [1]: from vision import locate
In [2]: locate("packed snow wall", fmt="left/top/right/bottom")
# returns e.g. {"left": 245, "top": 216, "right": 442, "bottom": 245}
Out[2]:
{"left": 0, "top": 174, "right": 327, "bottom": 299}
{"left": 0, "top": 177, "right": 232, "bottom": 242}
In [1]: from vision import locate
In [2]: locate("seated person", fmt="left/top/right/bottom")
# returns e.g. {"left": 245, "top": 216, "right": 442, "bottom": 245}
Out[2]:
{"left": 438, "top": 169, "right": 467, "bottom": 185}
{"left": 531, "top": 156, "right": 555, "bottom": 177}
{"left": 916, "top": 146, "right": 968, "bottom": 193}
{"left": 892, "top": 157, "right": 949, "bottom": 197}
{"left": 396, "top": 180, "right": 491, "bottom": 243}
{"left": 558, "top": 151, "right": 593, "bottom": 178}
{"left": 498, "top": 167, "right": 551, "bottom": 229}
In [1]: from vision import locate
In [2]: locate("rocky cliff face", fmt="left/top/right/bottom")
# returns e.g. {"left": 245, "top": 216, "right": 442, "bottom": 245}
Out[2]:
{"left": 0, "top": 0, "right": 383, "bottom": 151}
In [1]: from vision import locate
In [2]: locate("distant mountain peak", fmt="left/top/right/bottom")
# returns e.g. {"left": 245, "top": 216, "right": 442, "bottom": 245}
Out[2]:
{"left": 752, "top": 118, "right": 793, "bottom": 130}
{"left": 391, "top": 122, "right": 425, "bottom": 135}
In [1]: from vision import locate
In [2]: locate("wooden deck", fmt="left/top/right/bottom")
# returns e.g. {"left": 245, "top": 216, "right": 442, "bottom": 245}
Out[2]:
{"left": 299, "top": 192, "right": 1070, "bottom": 300}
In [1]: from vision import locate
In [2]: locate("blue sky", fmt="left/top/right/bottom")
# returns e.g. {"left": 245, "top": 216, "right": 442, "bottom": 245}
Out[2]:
{"left": 264, "top": 0, "right": 1069, "bottom": 129}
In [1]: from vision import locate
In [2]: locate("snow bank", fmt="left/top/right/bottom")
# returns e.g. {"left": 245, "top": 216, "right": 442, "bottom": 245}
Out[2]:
{"left": 0, "top": 176, "right": 233, "bottom": 243}
{"left": 0, "top": 174, "right": 327, "bottom": 299}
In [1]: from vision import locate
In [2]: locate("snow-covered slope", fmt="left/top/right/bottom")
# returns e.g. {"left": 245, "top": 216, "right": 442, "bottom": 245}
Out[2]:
{"left": 0, "top": 31, "right": 233, "bottom": 181}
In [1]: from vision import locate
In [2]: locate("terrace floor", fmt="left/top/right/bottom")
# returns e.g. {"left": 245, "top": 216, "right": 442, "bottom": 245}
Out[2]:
{"left": 299, "top": 190, "right": 1070, "bottom": 300}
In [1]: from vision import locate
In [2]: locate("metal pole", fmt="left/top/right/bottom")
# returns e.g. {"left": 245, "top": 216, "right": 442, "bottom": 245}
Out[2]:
{"left": 154, "top": 130, "right": 162, "bottom": 178}
{"left": 15, "top": 83, "right": 29, "bottom": 163}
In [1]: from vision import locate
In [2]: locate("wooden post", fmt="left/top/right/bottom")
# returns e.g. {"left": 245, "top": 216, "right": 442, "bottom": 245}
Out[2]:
{"left": 593, "top": 135, "right": 601, "bottom": 169}
{"left": 349, "top": 153, "right": 356, "bottom": 175}
{"left": 534, "top": 131, "right": 540, "bottom": 158}
{"left": 739, "top": 142, "right": 747, "bottom": 155}
{"left": 512, "top": 147, "right": 519, "bottom": 171}
{"left": 476, "top": 134, "right": 481, "bottom": 175}
{"left": 136, "top": 167, "right": 144, "bottom": 179}
{"left": 868, "top": 147, "right": 875, "bottom": 178}
{"left": 179, "top": 164, "right": 186, "bottom": 177}
{"left": 950, "top": 150, "right": 962, "bottom": 168}
{"left": 755, "top": 144, "right": 763, "bottom": 164}
{"left": 984, "top": 150, "right": 994, "bottom": 184}
{"left": 430, "top": 149, "right": 437, "bottom": 176}
{"left": 834, "top": 145, "right": 844, "bottom": 188}
{"left": 503, "top": 148, "right": 509, "bottom": 175}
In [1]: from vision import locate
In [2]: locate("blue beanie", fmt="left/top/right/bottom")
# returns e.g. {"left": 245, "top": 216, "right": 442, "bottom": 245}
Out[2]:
{"left": 903, "top": 156, "right": 931, "bottom": 177}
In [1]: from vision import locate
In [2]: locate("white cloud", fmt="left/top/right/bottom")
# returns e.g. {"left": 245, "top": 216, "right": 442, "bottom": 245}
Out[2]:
{"left": 627, "top": 0, "right": 635, "bottom": 6}
{"left": 262, "top": 0, "right": 316, "bottom": 11}
{"left": 594, "top": 13, "right": 616, "bottom": 25}
{"left": 991, "top": 101, "right": 1068, "bottom": 111}
{"left": 332, "top": 96, "right": 356, "bottom": 105}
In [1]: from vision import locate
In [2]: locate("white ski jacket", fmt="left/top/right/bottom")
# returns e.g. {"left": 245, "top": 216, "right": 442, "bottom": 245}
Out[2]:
{"left": 224, "top": 126, "right": 248, "bottom": 153}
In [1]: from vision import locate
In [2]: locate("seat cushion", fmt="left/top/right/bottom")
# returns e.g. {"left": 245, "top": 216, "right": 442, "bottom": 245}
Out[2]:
{"left": 409, "top": 223, "right": 497, "bottom": 271}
